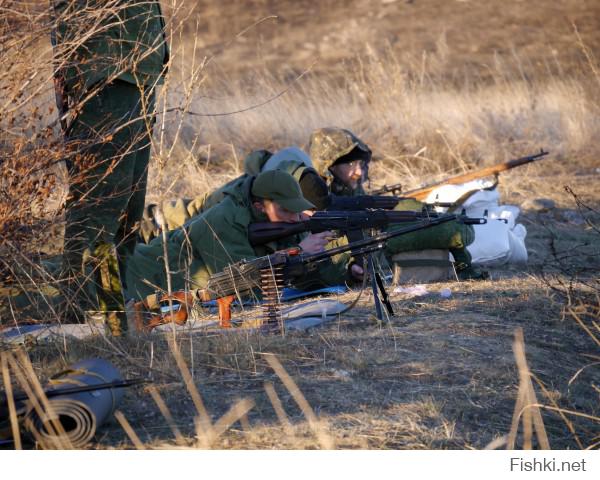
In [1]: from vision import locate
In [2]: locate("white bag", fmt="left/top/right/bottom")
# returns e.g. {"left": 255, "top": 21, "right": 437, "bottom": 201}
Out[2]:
{"left": 507, "top": 224, "right": 528, "bottom": 264}
{"left": 425, "top": 184, "right": 528, "bottom": 266}
{"left": 467, "top": 218, "right": 512, "bottom": 265}
{"left": 425, "top": 179, "right": 498, "bottom": 207}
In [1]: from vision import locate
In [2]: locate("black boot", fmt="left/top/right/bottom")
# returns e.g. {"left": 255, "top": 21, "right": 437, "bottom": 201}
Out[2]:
{"left": 451, "top": 247, "right": 490, "bottom": 281}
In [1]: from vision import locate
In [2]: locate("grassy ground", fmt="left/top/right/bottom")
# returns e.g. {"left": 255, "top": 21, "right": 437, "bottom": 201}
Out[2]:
{"left": 1, "top": 0, "right": 599, "bottom": 449}
{"left": 9, "top": 172, "right": 599, "bottom": 449}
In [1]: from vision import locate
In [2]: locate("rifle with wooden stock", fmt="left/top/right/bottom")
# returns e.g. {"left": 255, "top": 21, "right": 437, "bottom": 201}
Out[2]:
{"left": 135, "top": 213, "right": 485, "bottom": 330}
{"left": 371, "top": 150, "right": 549, "bottom": 200}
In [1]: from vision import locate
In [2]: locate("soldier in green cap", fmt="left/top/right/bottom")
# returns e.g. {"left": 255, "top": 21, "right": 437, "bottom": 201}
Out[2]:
{"left": 138, "top": 147, "right": 329, "bottom": 243}
{"left": 218, "top": 133, "right": 484, "bottom": 280}
{"left": 126, "top": 170, "right": 361, "bottom": 301}
{"left": 52, "top": 0, "right": 169, "bottom": 333}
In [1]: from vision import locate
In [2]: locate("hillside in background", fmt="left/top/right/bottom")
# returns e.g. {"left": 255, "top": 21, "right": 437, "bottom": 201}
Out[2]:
{"left": 176, "top": 0, "right": 600, "bottom": 81}
{"left": 143, "top": 0, "right": 600, "bottom": 199}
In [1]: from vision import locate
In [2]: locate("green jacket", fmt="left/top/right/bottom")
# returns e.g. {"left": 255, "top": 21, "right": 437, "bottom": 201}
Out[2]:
{"left": 127, "top": 176, "right": 351, "bottom": 300}
{"left": 53, "top": 0, "right": 169, "bottom": 92}
{"left": 138, "top": 176, "right": 248, "bottom": 243}
{"left": 198, "top": 149, "right": 311, "bottom": 215}
{"left": 243, "top": 149, "right": 273, "bottom": 175}
{"left": 139, "top": 150, "right": 311, "bottom": 242}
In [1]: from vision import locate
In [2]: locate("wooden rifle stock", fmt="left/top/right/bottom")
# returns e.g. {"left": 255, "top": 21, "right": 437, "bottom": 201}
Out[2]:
{"left": 133, "top": 291, "right": 194, "bottom": 332}
{"left": 401, "top": 150, "right": 549, "bottom": 201}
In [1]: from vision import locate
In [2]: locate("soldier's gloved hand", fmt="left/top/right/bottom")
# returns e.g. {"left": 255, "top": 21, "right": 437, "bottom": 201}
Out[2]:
{"left": 350, "top": 264, "right": 364, "bottom": 281}
{"left": 299, "top": 231, "right": 334, "bottom": 254}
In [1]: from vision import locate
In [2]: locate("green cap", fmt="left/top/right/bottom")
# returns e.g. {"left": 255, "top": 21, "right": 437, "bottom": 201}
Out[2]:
{"left": 251, "top": 170, "right": 316, "bottom": 213}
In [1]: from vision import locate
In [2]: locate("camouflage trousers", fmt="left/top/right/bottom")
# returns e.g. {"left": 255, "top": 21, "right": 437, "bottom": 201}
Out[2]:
{"left": 61, "top": 80, "right": 156, "bottom": 334}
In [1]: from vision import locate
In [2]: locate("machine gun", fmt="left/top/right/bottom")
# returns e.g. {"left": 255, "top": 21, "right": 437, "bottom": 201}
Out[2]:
{"left": 247, "top": 210, "right": 484, "bottom": 319}
{"left": 135, "top": 213, "right": 485, "bottom": 330}
{"left": 246, "top": 209, "right": 485, "bottom": 246}
{"left": 371, "top": 150, "right": 549, "bottom": 200}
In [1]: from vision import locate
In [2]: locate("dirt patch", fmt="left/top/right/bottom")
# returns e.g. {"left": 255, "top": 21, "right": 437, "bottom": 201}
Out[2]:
{"left": 177, "top": 0, "right": 600, "bottom": 83}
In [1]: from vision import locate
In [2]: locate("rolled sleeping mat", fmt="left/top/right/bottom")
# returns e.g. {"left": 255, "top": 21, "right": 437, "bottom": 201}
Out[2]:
{"left": 23, "top": 358, "right": 124, "bottom": 448}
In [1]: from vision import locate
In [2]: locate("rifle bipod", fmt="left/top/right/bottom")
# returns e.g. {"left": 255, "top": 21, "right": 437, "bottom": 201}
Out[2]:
{"left": 366, "top": 255, "right": 394, "bottom": 321}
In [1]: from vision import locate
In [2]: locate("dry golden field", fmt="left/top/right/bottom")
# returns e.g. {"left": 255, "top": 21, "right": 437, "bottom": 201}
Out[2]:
{"left": 0, "top": 0, "right": 599, "bottom": 450}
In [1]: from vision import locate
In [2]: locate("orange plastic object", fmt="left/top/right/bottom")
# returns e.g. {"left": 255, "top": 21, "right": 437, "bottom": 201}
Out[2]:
{"left": 134, "top": 291, "right": 194, "bottom": 332}
{"left": 217, "top": 295, "right": 235, "bottom": 328}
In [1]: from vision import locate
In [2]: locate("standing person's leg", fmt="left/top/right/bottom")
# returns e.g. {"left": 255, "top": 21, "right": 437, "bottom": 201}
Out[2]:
{"left": 62, "top": 86, "right": 117, "bottom": 320}
{"left": 93, "top": 82, "right": 157, "bottom": 334}
{"left": 114, "top": 86, "right": 156, "bottom": 282}
{"left": 62, "top": 80, "right": 152, "bottom": 334}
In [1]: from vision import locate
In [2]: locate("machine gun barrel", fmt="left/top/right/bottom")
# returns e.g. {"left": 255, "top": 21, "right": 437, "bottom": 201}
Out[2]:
{"left": 248, "top": 209, "right": 443, "bottom": 246}
{"left": 138, "top": 214, "right": 486, "bottom": 330}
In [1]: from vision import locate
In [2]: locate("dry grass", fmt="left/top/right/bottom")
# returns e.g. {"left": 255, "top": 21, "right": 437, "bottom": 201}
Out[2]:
{"left": 156, "top": 61, "right": 600, "bottom": 197}
{"left": 1, "top": 0, "right": 599, "bottom": 450}
{"left": 6, "top": 262, "right": 598, "bottom": 449}
{"left": 147, "top": 0, "right": 600, "bottom": 199}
